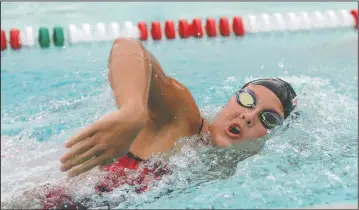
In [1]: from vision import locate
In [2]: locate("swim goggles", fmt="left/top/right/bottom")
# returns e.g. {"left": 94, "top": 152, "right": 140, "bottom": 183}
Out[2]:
{"left": 236, "top": 89, "right": 283, "bottom": 130}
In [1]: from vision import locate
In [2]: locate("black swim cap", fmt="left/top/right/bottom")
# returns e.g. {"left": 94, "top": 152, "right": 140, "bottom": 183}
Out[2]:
{"left": 241, "top": 78, "right": 298, "bottom": 119}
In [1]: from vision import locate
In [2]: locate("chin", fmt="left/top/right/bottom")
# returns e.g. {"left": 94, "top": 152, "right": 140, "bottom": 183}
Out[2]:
{"left": 211, "top": 133, "right": 230, "bottom": 148}
{"left": 209, "top": 123, "right": 230, "bottom": 148}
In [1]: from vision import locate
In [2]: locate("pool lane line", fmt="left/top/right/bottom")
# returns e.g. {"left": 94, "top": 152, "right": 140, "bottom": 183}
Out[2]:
{"left": 1, "top": 9, "right": 358, "bottom": 51}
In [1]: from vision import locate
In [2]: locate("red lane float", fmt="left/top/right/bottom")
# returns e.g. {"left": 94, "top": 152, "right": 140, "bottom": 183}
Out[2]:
{"left": 138, "top": 22, "right": 148, "bottom": 41}
{"left": 1, "top": 30, "right": 7, "bottom": 50}
{"left": 219, "top": 17, "right": 231, "bottom": 36}
{"left": 350, "top": 9, "right": 358, "bottom": 28}
{"left": 165, "top": 20, "right": 176, "bottom": 39}
{"left": 10, "top": 29, "right": 21, "bottom": 49}
{"left": 151, "top": 21, "right": 162, "bottom": 40}
{"left": 179, "top": 19, "right": 191, "bottom": 38}
{"left": 205, "top": 18, "right": 217, "bottom": 37}
{"left": 191, "top": 18, "right": 203, "bottom": 38}
{"left": 233, "top": 16, "right": 245, "bottom": 36}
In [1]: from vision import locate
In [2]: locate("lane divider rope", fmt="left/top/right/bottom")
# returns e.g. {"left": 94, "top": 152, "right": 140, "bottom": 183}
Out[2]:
{"left": 1, "top": 9, "right": 357, "bottom": 51}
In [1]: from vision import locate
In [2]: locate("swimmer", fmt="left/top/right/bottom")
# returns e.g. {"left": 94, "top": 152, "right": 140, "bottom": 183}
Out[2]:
{"left": 43, "top": 38, "right": 298, "bottom": 209}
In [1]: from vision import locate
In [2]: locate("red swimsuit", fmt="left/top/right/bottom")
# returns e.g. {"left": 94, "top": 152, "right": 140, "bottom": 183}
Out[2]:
{"left": 41, "top": 118, "right": 204, "bottom": 209}
{"left": 41, "top": 152, "right": 169, "bottom": 210}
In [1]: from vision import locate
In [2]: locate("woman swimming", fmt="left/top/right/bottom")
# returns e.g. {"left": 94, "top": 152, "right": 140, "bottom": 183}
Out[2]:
{"left": 44, "top": 38, "right": 298, "bottom": 209}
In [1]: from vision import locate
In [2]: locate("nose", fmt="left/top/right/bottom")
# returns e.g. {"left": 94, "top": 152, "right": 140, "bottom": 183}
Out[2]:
{"left": 239, "top": 111, "right": 257, "bottom": 127}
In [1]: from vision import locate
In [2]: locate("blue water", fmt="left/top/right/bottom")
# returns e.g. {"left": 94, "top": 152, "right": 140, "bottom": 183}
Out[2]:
{"left": 1, "top": 2, "right": 358, "bottom": 209}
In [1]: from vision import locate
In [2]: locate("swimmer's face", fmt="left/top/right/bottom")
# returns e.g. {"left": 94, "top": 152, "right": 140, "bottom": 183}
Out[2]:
{"left": 209, "top": 85, "right": 284, "bottom": 152}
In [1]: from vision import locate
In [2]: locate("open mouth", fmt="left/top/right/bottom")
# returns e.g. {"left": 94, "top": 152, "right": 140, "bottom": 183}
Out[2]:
{"left": 225, "top": 123, "right": 241, "bottom": 139}
{"left": 230, "top": 126, "right": 240, "bottom": 134}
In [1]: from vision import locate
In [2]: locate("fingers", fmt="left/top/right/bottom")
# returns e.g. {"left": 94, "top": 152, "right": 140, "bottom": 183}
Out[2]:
{"left": 60, "top": 145, "right": 104, "bottom": 172}
{"left": 60, "top": 138, "right": 94, "bottom": 164}
{"left": 67, "top": 152, "right": 109, "bottom": 178}
{"left": 65, "top": 125, "right": 98, "bottom": 148}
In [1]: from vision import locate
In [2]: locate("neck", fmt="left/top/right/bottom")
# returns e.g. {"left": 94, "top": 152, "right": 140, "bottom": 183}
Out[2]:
{"left": 199, "top": 119, "right": 214, "bottom": 145}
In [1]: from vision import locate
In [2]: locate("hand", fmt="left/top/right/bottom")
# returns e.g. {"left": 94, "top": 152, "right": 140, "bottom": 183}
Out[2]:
{"left": 60, "top": 109, "right": 145, "bottom": 177}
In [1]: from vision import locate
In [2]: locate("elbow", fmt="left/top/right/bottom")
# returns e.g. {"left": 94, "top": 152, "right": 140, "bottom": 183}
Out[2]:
{"left": 112, "top": 37, "right": 146, "bottom": 52}
{"left": 108, "top": 37, "right": 149, "bottom": 69}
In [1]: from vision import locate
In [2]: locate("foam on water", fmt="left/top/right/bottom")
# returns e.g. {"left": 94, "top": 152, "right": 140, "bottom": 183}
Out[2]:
{"left": 1, "top": 75, "right": 357, "bottom": 209}
{"left": 115, "top": 75, "right": 358, "bottom": 209}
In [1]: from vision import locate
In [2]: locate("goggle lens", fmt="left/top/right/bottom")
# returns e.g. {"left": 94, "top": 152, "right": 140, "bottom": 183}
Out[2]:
{"left": 237, "top": 90, "right": 256, "bottom": 108}
{"left": 260, "top": 111, "right": 282, "bottom": 129}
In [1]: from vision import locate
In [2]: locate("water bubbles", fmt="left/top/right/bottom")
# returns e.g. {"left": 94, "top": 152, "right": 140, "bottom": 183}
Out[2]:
{"left": 2, "top": 66, "right": 357, "bottom": 210}
{"left": 226, "top": 77, "right": 236, "bottom": 82}
{"left": 278, "top": 62, "right": 284, "bottom": 69}
{"left": 326, "top": 171, "right": 343, "bottom": 186}
{"left": 265, "top": 175, "right": 276, "bottom": 183}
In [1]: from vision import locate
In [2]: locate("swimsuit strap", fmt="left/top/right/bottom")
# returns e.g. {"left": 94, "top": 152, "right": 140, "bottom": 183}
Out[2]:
{"left": 127, "top": 151, "right": 143, "bottom": 162}
{"left": 198, "top": 117, "right": 204, "bottom": 134}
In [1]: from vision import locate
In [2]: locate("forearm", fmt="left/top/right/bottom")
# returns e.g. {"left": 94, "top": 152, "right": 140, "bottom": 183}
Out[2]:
{"left": 108, "top": 38, "right": 152, "bottom": 117}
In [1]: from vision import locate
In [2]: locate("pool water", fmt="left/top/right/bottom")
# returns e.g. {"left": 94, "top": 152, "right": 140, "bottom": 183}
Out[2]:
{"left": 1, "top": 2, "right": 358, "bottom": 209}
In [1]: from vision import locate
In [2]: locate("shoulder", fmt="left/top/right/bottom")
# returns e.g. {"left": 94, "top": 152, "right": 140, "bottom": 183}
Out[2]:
{"left": 170, "top": 79, "right": 203, "bottom": 135}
